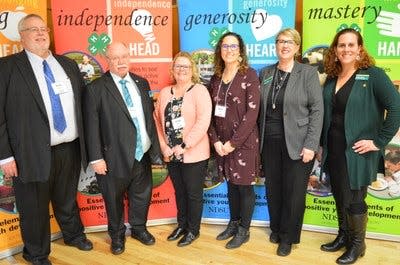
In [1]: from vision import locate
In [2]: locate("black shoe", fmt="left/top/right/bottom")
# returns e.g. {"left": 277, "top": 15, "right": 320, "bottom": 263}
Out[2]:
{"left": 177, "top": 232, "right": 199, "bottom": 247}
{"left": 131, "top": 229, "right": 155, "bottom": 245}
{"left": 321, "top": 232, "right": 347, "bottom": 252}
{"left": 225, "top": 226, "right": 249, "bottom": 249}
{"left": 269, "top": 232, "right": 280, "bottom": 244}
{"left": 65, "top": 238, "right": 93, "bottom": 251}
{"left": 31, "top": 258, "right": 52, "bottom": 265}
{"left": 277, "top": 243, "right": 292, "bottom": 256}
{"left": 111, "top": 240, "right": 125, "bottom": 255}
{"left": 167, "top": 227, "right": 187, "bottom": 241}
{"left": 216, "top": 220, "right": 239, "bottom": 241}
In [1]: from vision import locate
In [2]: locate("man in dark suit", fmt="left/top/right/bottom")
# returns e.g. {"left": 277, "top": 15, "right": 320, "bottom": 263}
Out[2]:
{"left": 84, "top": 42, "right": 161, "bottom": 255}
{"left": 0, "top": 14, "right": 92, "bottom": 265}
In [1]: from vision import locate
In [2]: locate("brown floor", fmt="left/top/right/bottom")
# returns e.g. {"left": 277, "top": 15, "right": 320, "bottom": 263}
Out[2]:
{"left": 0, "top": 224, "right": 399, "bottom": 265}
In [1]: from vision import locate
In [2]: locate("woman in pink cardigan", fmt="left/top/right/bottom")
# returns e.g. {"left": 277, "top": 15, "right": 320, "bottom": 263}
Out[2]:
{"left": 154, "top": 51, "right": 212, "bottom": 247}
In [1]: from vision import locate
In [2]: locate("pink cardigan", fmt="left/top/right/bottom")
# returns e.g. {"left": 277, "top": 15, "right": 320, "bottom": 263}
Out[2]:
{"left": 154, "top": 83, "right": 212, "bottom": 163}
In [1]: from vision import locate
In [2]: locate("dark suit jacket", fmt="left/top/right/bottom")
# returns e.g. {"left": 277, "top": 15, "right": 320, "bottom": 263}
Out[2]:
{"left": 258, "top": 61, "right": 323, "bottom": 160}
{"left": 0, "top": 51, "right": 87, "bottom": 182}
{"left": 83, "top": 71, "right": 161, "bottom": 179}
{"left": 321, "top": 66, "right": 400, "bottom": 189}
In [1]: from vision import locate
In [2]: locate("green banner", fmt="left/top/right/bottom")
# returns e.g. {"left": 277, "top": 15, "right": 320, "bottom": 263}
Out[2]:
{"left": 303, "top": 0, "right": 400, "bottom": 241}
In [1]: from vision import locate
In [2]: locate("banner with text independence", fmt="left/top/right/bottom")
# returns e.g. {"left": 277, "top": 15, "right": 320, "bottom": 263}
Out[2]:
{"left": 303, "top": 0, "right": 400, "bottom": 241}
{"left": 0, "top": 1, "right": 63, "bottom": 259}
{"left": 178, "top": 0, "right": 296, "bottom": 224}
{"left": 50, "top": 0, "right": 176, "bottom": 230}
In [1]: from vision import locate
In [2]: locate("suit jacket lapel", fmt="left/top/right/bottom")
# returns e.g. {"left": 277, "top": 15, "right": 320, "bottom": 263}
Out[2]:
{"left": 54, "top": 55, "right": 80, "bottom": 105}
{"left": 103, "top": 72, "right": 133, "bottom": 122}
{"left": 284, "top": 61, "right": 300, "bottom": 101}
{"left": 129, "top": 73, "right": 152, "bottom": 130}
{"left": 260, "top": 64, "right": 275, "bottom": 113}
{"left": 15, "top": 51, "right": 48, "bottom": 119}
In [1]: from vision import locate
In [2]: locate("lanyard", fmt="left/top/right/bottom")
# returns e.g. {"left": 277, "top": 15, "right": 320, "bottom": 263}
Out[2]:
{"left": 216, "top": 71, "right": 237, "bottom": 107}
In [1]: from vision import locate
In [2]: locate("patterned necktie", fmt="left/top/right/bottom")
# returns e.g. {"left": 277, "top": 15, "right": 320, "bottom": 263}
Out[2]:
{"left": 43, "top": 60, "right": 67, "bottom": 133}
{"left": 119, "top": 79, "right": 144, "bottom": 161}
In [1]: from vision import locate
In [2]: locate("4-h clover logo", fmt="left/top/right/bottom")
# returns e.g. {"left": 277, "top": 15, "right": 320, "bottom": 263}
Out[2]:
{"left": 88, "top": 33, "right": 111, "bottom": 55}
{"left": 208, "top": 27, "right": 229, "bottom": 48}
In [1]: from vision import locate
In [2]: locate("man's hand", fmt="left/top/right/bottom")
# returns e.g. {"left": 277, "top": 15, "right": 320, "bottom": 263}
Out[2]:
{"left": 91, "top": 159, "right": 108, "bottom": 175}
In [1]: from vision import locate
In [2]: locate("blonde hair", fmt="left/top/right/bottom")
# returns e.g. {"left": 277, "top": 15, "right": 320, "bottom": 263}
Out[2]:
{"left": 275, "top": 28, "right": 301, "bottom": 57}
{"left": 171, "top": 51, "right": 200, "bottom": 83}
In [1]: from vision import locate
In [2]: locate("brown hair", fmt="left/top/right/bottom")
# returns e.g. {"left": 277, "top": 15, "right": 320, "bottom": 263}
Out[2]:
{"left": 213, "top": 32, "right": 249, "bottom": 78}
{"left": 324, "top": 28, "right": 375, "bottom": 77}
{"left": 171, "top": 51, "right": 200, "bottom": 83}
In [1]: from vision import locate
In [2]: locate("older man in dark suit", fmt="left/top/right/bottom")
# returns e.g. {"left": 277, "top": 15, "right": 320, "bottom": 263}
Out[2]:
{"left": 0, "top": 14, "right": 92, "bottom": 265}
{"left": 83, "top": 42, "right": 161, "bottom": 255}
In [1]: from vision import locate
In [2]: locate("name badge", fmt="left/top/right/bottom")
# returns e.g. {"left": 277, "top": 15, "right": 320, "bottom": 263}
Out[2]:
{"left": 355, "top": 74, "right": 369, "bottom": 81}
{"left": 263, "top": 76, "right": 273, "bottom": 84}
{"left": 52, "top": 81, "right": 70, "bottom": 94}
{"left": 128, "top": 106, "right": 138, "bottom": 118}
{"left": 215, "top": 105, "right": 226, "bottom": 118}
{"left": 172, "top": 116, "right": 185, "bottom": 129}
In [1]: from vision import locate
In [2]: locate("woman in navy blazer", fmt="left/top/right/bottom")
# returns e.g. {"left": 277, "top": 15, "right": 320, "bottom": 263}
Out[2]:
{"left": 258, "top": 28, "right": 323, "bottom": 256}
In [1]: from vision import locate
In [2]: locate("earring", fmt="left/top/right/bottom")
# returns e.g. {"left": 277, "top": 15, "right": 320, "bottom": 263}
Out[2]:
{"left": 237, "top": 56, "right": 243, "bottom": 63}
{"left": 356, "top": 54, "right": 360, "bottom": 61}
{"left": 334, "top": 57, "right": 338, "bottom": 62}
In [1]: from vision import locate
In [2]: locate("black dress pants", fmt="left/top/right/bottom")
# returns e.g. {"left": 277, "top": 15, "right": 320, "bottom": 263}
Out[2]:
{"left": 167, "top": 159, "right": 208, "bottom": 235}
{"left": 262, "top": 137, "right": 314, "bottom": 244}
{"left": 97, "top": 153, "right": 152, "bottom": 241}
{"left": 13, "top": 139, "right": 85, "bottom": 261}
{"left": 227, "top": 181, "right": 255, "bottom": 229}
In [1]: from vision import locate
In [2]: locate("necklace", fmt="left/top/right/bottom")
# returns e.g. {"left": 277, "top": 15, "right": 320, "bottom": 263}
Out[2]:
{"left": 271, "top": 69, "right": 289, "bottom": 110}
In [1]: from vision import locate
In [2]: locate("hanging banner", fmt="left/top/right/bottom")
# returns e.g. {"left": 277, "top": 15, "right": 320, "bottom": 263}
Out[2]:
{"left": 0, "top": 1, "right": 62, "bottom": 259}
{"left": 0, "top": 1, "right": 47, "bottom": 57}
{"left": 178, "top": 0, "right": 296, "bottom": 224}
{"left": 302, "top": 0, "right": 400, "bottom": 241}
{"left": 50, "top": 0, "right": 176, "bottom": 230}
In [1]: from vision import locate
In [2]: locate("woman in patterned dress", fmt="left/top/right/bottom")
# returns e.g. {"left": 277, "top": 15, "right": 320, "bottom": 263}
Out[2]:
{"left": 208, "top": 32, "right": 261, "bottom": 249}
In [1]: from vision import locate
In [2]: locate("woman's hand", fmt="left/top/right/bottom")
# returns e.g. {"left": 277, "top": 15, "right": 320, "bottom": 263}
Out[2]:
{"left": 352, "top": 140, "right": 379, "bottom": 154}
{"left": 222, "top": 141, "right": 235, "bottom": 154}
{"left": 214, "top": 141, "right": 227, "bottom": 156}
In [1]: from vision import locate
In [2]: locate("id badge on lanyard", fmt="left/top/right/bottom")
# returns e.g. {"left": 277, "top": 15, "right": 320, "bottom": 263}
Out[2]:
{"left": 215, "top": 104, "right": 226, "bottom": 118}
{"left": 172, "top": 116, "right": 185, "bottom": 129}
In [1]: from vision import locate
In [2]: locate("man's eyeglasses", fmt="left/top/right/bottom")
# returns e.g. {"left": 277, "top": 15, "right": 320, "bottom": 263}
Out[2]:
{"left": 173, "top": 64, "right": 191, "bottom": 70}
{"left": 276, "top": 39, "right": 296, "bottom": 46}
{"left": 21, "top": 27, "right": 50, "bottom": 33}
{"left": 221, "top": 44, "right": 239, "bottom": 51}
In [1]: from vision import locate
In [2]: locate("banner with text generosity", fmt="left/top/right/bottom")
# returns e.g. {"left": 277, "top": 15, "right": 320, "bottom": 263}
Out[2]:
{"left": 50, "top": 0, "right": 176, "bottom": 230}
{"left": 177, "top": 0, "right": 296, "bottom": 224}
{"left": 0, "top": 1, "right": 62, "bottom": 259}
{"left": 302, "top": 0, "right": 400, "bottom": 241}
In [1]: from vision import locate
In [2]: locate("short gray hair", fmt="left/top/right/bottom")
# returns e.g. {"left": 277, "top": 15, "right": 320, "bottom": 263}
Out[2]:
{"left": 18, "top": 14, "right": 44, "bottom": 32}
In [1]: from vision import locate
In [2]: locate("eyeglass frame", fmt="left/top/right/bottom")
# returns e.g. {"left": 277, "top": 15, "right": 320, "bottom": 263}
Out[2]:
{"left": 20, "top": 27, "right": 50, "bottom": 33}
{"left": 173, "top": 64, "right": 191, "bottom": 70}
{"left": 276, "top": 39, "right": 297, "bottom": 46}
{"left": 221, "top": 44, "right": 240, "bottom": 51}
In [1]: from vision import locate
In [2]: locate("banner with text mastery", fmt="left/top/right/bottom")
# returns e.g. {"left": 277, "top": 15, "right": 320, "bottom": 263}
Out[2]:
{"left": 51, "top": 0, "right": 176, "bottom": 230}
{"left": 178, "top": 0, "right": 296, "bottom": 224}
{"left": 303, "top": 0, "right": 400, "bottom": 241}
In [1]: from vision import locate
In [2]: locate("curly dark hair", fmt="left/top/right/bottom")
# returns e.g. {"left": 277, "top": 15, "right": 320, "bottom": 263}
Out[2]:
{"left": 213, "top": 32, "right": 249, "bottom": 78}
{"left": 324, "top": 28, "right": 375, "bottom": 78}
